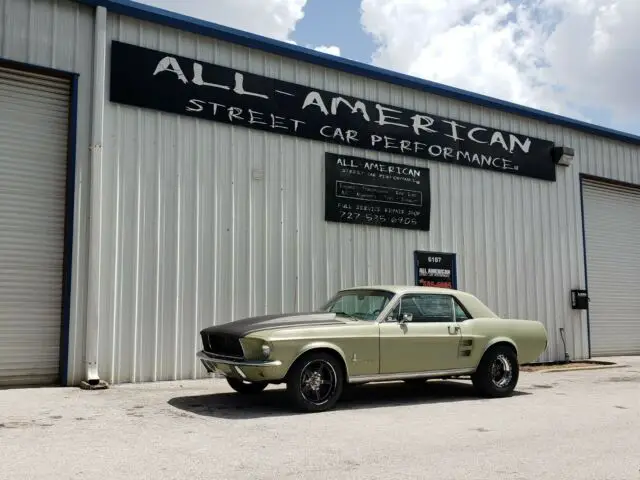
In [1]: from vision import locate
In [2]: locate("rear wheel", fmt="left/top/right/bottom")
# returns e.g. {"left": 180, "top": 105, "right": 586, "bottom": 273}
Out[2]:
{"left": 471, "top": 345, "right": 519, "bottom": 398}
{"left": 286, "top": 351, "right": 344, "bottom": 413}
{"left": 226, "top": 377, "right": 268, "bottom": 394}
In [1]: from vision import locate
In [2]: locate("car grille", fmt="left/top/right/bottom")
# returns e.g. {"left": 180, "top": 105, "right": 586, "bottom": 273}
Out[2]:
{"left": 201, "top": 332, "right": 244, "bottom": 358}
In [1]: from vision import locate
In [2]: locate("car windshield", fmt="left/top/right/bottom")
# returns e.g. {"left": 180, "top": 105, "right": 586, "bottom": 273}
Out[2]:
{"left": 320, "top": 289, "right": 395, "bottom": 321}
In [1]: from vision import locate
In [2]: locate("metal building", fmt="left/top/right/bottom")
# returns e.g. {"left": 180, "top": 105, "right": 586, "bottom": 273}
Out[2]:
{"left": 0, "top": 0, "right": 639, "bottom": 388}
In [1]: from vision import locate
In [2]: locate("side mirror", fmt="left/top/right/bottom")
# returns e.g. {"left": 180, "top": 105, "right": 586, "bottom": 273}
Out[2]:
{"left": 399, "top": 313, "right": 413, "bottom": 324}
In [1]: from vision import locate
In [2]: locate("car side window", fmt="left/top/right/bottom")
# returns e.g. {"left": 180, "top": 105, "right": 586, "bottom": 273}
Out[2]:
{"left": 388, "top": 303, "right": 401, "bottom": 321}
{"left": 454, "top": 301, "right": 470, "bottom": 322}
{"left": 394, "top": 294, "right": 455, "bottom": 323}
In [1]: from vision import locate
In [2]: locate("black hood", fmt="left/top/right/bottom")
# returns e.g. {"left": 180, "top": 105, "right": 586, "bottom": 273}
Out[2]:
{"left": 200, "top": 312, "right": 349, "bottom": 337}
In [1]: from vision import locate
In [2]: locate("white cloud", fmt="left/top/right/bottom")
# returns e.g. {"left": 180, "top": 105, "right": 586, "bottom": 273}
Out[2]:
{"left": 139, "top": 0, "right": 341, "bottom": 56}
{"left": 313, "top": 45, "right": 342, "bottom": 56}
{"left": 285, "top": 40, "right": 342, "bottom": 56}
{"left": 361, "top": 0, "right": 640, "bottom": 131}
{"left": 141, "top": 0, "right": 306, "bottom": 41}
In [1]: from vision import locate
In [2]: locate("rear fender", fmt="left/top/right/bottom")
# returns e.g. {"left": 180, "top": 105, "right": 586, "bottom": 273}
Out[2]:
{"left": 485, "top": 337, "right": 518, "bottom": 356}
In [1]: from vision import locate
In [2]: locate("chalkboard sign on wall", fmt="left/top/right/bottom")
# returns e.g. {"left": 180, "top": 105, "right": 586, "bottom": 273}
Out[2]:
{"left": 324, "top": 153, "right": 431, "bottom": 231}
{"left": 414, "top": 251, "right": 457, "bottom": 289}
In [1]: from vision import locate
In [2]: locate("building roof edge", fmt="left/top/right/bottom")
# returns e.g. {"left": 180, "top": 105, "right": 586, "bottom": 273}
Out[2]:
{"left": 76, "top": 0, "right": 640, "bottom": 146}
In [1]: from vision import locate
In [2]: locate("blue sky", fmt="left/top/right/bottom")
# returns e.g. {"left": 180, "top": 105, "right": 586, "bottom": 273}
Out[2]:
{"left": 291, "top": 0, "right": 374, "bottom": 63}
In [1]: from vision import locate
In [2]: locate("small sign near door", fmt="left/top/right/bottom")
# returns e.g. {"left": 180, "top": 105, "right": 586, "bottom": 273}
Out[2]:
{"left": 414, "top": 251, "right": 457, "bottom": 289}
{"left": 571, "top": 289, "right": 589, "bottom": 310}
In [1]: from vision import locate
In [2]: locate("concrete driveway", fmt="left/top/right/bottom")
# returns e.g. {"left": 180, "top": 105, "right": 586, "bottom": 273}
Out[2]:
{"left": 1, "top": 356, "right": 639, "bottom": 480}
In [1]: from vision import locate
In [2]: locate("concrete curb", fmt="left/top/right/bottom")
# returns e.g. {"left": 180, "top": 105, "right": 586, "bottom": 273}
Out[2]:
{"left": 539, "top": 363, "right": 629, "bottom": 373}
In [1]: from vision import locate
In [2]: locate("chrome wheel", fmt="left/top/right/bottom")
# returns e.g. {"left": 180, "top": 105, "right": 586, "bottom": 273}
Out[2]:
{"left": 287, "top": 351, "right": 345, "bottom": 412}
{"left": 471, "top": 345, "right": 519, "bottom": 398}
{"left": 299, "top": 359, "right": 338, "bottom": 406}
{"left": 490, "top": 354, "right": 513, "bottom": 388}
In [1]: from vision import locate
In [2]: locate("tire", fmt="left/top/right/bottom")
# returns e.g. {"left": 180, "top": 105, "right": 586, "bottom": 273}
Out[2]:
{"left": 286, "top": 351, "right": 344, "bottom": 413}
{"left": 471, "top": 345, "right": 519, "bottom": 398}
{"left": 226, "top": 377, "right": 268, "bottom": 394}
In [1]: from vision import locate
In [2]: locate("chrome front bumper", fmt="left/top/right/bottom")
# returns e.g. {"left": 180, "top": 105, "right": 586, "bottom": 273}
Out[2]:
{"left": 196, "top": 350, "right": 282, "bottom": 368}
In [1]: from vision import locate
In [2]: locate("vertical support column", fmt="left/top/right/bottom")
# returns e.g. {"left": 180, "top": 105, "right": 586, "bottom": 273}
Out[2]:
{"left": 83, "top": 5, "right": 108, "bottom": 390}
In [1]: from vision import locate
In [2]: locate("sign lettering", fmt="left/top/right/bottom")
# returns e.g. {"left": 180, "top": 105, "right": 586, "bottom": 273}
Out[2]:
{"left": 109, "top": 41, "right": 557, "bottom": 181}
{"left": 325, "top": 153, "right": 430, "bottom": 231}
{"left": 414, "top": 251, "right": 456, "bottom": 289}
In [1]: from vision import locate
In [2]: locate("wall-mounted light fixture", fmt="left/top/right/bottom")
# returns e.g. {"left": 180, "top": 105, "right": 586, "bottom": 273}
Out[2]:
{"left": 552, "top": 146, "right": 575, "bottom": 167}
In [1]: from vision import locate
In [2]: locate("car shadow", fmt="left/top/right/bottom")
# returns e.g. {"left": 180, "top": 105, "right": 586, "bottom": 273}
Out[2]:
{"left": 167, "top": 380, "right": 531, "bottom": 420}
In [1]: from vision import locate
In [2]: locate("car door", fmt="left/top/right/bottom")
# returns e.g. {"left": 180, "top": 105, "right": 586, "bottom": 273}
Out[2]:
{"left": 378, "top": 293, "right": 462, "bottom": 374}
{"left": 452, "top": 298, "right": 481, "bottom": 369}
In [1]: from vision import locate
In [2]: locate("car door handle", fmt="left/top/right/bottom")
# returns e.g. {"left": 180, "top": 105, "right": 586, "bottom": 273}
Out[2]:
{"left": 448, "top": 325, "right": 460, "bottom": 335}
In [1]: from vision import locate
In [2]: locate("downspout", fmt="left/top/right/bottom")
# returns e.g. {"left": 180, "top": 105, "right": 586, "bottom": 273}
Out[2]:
{"left": 81, "top": 4, "right": 108, "bottom": 390}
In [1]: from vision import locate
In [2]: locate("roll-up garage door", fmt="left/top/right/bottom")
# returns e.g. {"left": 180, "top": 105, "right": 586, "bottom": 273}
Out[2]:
{"left": 582, "top": 177, "right": 640, "bottom": 357}
{"left": 0, "top": 64, "right": 70, "bottom": 386}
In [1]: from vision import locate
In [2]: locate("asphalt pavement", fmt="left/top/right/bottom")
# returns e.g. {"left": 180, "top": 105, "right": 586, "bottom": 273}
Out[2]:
{"left": 1, "top": 356, "right": 639, "bottom": 480}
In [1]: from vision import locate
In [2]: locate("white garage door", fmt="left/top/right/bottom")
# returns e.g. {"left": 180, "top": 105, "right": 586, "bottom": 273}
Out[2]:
{"left": 582, "top": 177, "right": 640, "bottom": 357}
{"left": 0, "top": 65, "right": 70, "bottom": 386}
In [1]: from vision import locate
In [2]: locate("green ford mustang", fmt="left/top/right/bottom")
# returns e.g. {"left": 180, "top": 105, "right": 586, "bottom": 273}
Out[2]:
{"left": 197, "top": 285, "right": 548, "bottom": 413}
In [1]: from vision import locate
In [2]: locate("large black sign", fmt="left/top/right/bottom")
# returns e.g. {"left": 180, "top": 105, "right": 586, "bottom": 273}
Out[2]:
{"left": 109, "top": 41, "right": 557, "bottom": 181}
{"left": 414, "top": 251, "right": 456, "bottom": 289}
{"left": 324, "top": 153, "right": 430, "bottom": 231}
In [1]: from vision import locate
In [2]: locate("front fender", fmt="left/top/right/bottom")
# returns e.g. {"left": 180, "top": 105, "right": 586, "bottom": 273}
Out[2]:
{"left": 291, "top": 341, "right": 349, "bottom": 375}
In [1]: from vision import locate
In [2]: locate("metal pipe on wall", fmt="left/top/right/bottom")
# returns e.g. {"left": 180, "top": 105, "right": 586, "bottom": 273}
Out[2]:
{"left": 83, "top": 4, "right": 108, "bottom": 388}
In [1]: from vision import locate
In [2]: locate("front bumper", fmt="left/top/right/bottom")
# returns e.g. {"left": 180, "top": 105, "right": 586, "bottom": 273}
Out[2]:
{"left": 196, "top": 350, "right": 282, "bottom": 367}
{"left": 197, "top": 350, "right": 284, "bottom": 381}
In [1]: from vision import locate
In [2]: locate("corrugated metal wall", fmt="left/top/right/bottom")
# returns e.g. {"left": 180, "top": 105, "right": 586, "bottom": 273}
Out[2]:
{"left": 3, "top": 0, "right": 640, "bottom": 386}
{"left": 98, "top": 12, "right": 640, "bottom": 383}
{"left": 96, "top": 12, "right": 640, "bottom": 385}
{"left": 0, "top": 0, "right": 94, "bottom": 386}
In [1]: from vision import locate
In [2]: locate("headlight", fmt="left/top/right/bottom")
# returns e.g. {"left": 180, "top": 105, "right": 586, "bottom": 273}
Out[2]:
{"left": 261, "top": 344, "right": 271, "bottom": 358}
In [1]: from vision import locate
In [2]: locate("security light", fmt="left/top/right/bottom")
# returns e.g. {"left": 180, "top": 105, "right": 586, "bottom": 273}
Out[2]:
{"left": 552, "top": 146, "right": 575, "bottom": 167}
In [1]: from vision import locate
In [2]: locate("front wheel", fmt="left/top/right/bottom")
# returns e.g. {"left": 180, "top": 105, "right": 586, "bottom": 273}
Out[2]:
{"left": 286, "top": 352, "right": 344, "bottom": 413}
{"left": 471, "top": 345, "right": 519, "bottom": 398}
{"left": 226, "top": 377, "right": 268, "bottom": 394}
